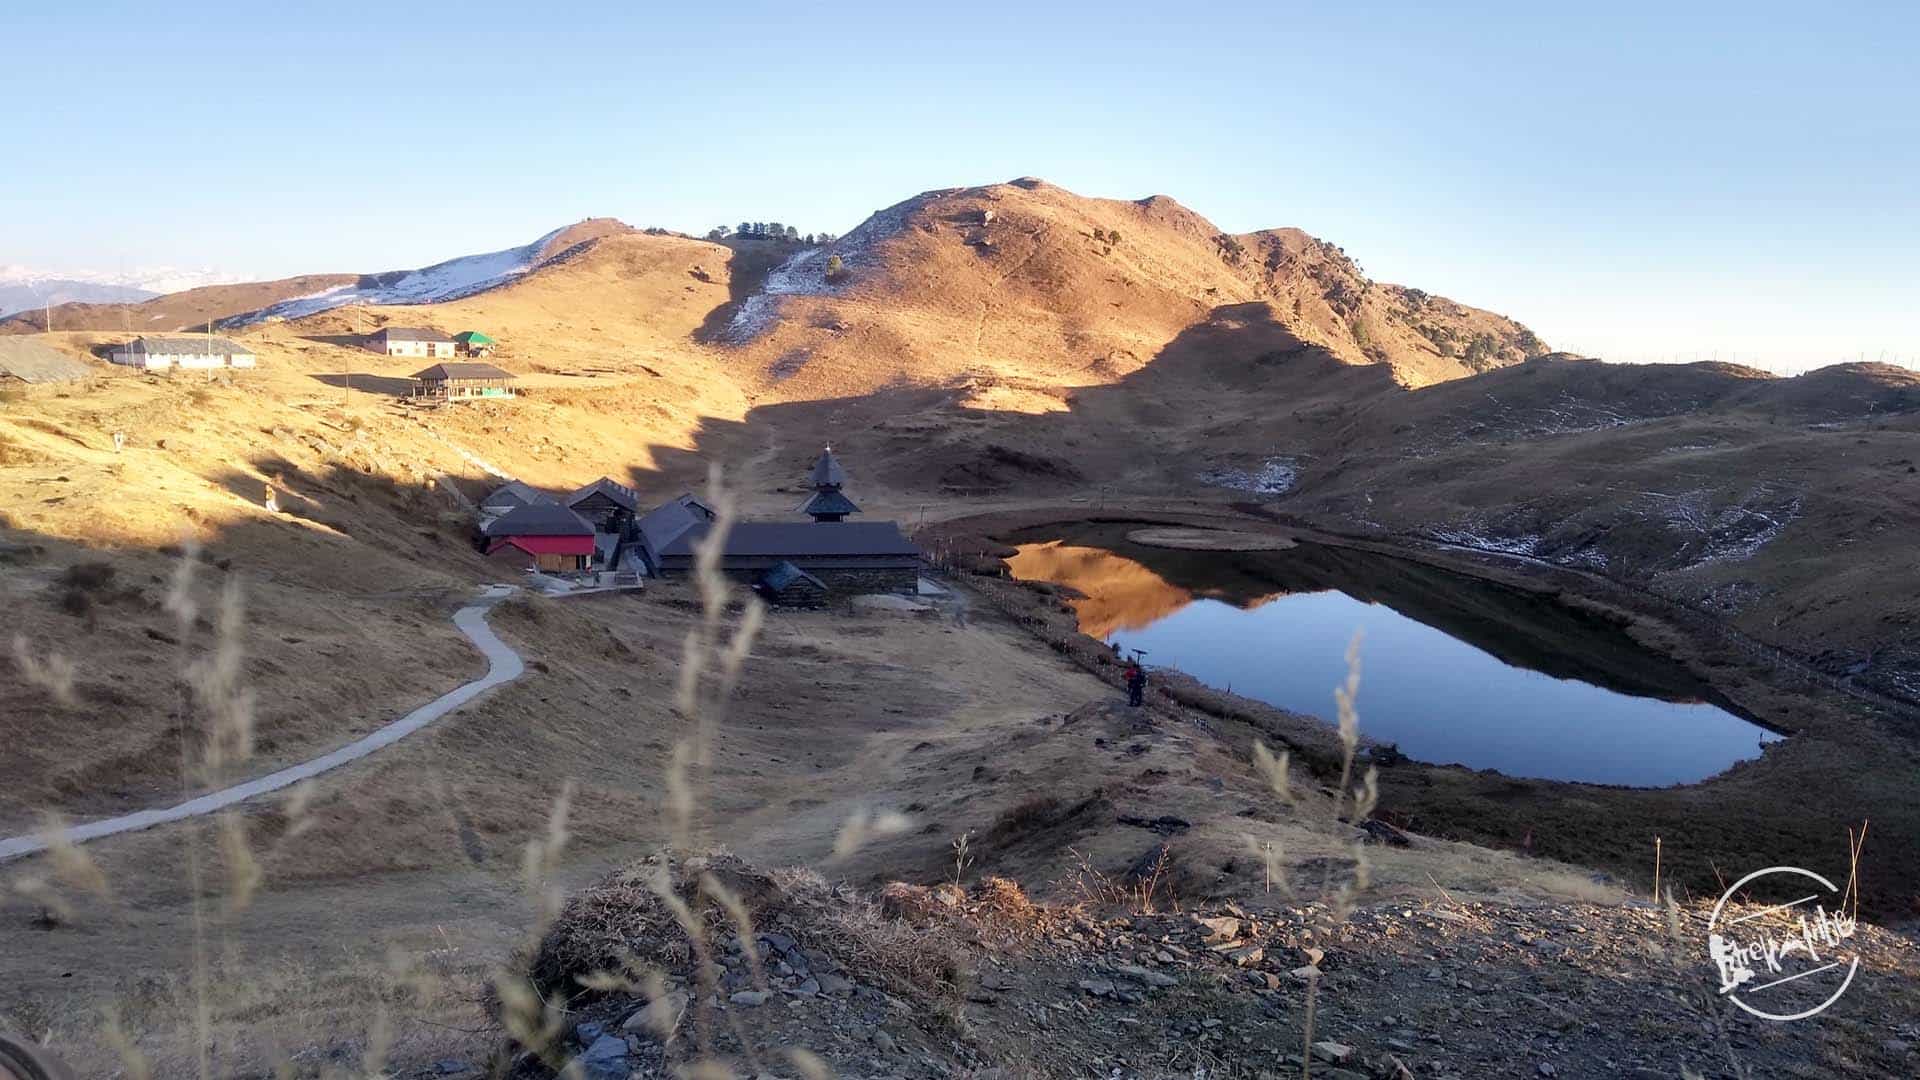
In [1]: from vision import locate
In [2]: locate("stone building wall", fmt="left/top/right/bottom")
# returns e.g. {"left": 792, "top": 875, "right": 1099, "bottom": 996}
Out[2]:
{"left": 812, "top": 567, "right": 918, "bottom": 595}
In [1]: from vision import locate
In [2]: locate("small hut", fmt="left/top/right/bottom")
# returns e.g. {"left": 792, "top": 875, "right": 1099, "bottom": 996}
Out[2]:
{"left": 482, "top": 502, "right": 595, "bottom": 572}
{"left": 632, "top": 494, "right": 719, "bottom": 576}
{"left": 566, "top": 476, "right": 641, "bottom": 533}
{"left": 453, "top": 331, "right": 496, "bottom": 357}
{"left": 109, "top": 335, "right": 255, "bottom": 370}
{"left": 756, "top": 561, "right": 827, "bottom": 607}
{"left": 411, "top": 362, "right": 516, "bottom": 402}
{"left": 371, "top": 327, "right": 455, "bottom": 357}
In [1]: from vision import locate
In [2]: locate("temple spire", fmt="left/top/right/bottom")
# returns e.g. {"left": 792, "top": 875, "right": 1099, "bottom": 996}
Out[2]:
{"left": 799, "top": 445, "right": 860, "bottom": 522}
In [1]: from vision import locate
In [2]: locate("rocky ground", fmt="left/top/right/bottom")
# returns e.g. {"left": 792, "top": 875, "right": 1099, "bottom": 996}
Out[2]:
{"left": 458, "top": 855, "right": 1920, "bottom": 1080}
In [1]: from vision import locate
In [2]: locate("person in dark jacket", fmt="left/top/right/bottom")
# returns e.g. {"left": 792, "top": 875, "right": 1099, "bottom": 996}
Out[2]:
{"left": 1125, "top": 660, "right": 1146, "bottom": 707}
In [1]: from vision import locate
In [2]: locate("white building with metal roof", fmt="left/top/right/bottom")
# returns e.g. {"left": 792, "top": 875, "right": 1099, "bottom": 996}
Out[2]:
{"left": 109, "top": 336, "right": 256, "bottom": 370}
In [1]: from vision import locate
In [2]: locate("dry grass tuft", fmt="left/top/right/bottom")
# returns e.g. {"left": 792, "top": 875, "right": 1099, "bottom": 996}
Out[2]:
{"left": 9, "top": 634, "right": 77, "bottom": 707}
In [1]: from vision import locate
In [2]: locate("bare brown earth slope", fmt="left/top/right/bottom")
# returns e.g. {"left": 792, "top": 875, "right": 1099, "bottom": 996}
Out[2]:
{"left": 0, "top": 274, "right": 360, "bottom": 335}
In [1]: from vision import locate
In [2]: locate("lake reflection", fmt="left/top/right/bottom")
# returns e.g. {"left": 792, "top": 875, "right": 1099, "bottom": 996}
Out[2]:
{"left": 1009, "top": 535, "right": 1782, "bottom": 787}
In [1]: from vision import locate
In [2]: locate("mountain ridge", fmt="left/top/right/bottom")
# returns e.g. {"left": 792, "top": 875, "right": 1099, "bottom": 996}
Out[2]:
{"left": 2, "top": 182, "right": 1543, "bottom": 394}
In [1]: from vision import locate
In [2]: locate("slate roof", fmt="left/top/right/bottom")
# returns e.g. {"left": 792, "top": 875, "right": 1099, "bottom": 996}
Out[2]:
{"left": 482, "top": 502, "right": 594, "bottom": 537}
{"left": 798, "top": 488, "right": 861, "bottom": 517}
{"left": 659, "top": 521, "right": 919, "bottom": 559}
{"left": 0, "top": 339, "right": 91, "bottom": 383}
{"left": 125, "top": 335, "right": 253, "bottom": 356}
{"left": 808, "top": 447, "right": 846, "bottom": 488}
{"left": 567, "top": 476, "right": 640, "bottom": 512}
{"left": 636, "top": 494, "right": 717, "bottom": 558}
{"left": 380, "top": 326, "right": 454, "bottom": 342}
{"left": 480, "top": 480, "right": 554, "bottom": 512}
{"left": 411, "top": 362, "right": 514, "bottom": 381}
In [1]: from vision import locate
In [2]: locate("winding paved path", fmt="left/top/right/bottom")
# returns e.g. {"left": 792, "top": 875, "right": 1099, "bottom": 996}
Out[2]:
{"left": 0, "top": 585, "right": 525, "bottom": 863}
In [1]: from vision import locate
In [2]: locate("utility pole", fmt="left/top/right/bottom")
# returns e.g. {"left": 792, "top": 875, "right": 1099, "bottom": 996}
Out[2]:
{"left": 347, "top": 306, "right": 357, "bottom": 408}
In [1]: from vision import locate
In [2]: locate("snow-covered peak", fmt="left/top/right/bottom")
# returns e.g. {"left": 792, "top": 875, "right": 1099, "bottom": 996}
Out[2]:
{"left": 0, "top": 264, "right": 246, "bottom": 294}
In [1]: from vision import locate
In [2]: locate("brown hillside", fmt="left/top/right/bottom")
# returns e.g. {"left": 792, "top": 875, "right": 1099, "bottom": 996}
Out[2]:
{"left": 718, "top": 178, "right": 1546, "bottom": 398}
{"left": 533, "top": 216, "right": 639, "bottom": 261}
{"left": 0, "top": 273, "right": 358, "bottom": 335}
{"left": 0, "top": 220, "right": 642, "bottom": 339}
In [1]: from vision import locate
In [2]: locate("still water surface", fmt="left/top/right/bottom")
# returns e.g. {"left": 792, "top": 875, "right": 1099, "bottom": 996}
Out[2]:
{"left": 1010, "top": 532, "right": 1782, "bottom": 787}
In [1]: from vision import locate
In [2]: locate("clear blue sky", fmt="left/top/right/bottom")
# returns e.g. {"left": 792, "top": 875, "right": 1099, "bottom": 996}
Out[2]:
{"left": 6, "top": 1, "right": 1915, "bottom": 371}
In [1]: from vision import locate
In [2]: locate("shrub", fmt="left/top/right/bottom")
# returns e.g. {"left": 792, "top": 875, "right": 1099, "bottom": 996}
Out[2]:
{"left": 1464, "top": 331, "right": 1502, "bottom": 368}
{"left": 58, "top": 587, "right": 91, "bottom": 617}
{"left": 988, "top": 796, "right": 1063, "bottom": 839}
{"left": 59, "top": 561, "right": 116, "bottom": 590}
{"left": 824, "top": 254, "right": 848, "bottom": 283}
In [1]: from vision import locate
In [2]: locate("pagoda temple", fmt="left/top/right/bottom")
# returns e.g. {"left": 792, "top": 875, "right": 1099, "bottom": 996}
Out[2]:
{"left": 798, "top": 446, "right": 861, "bottom": 523}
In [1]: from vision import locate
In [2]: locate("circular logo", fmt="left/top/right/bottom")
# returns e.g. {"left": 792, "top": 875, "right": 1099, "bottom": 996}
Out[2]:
{"left": 1706, "top": 866, "right": 1860, "bottom": 1021}
{"left": 0, "top": 1033, "right": 76, "bottom": 1080}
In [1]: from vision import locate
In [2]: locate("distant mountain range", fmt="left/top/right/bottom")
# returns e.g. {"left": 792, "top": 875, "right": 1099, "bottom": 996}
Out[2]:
{"left": 0, "top": 266, "right": 247, "bottom": 319}
{"left": 0, "top": 220, "right": 636, "bottom": 332}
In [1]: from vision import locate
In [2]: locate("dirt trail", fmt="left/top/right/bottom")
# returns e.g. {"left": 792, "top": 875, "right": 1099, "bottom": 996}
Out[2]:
{"left": 0, "top": 585, "right": 523, "bottom": 862}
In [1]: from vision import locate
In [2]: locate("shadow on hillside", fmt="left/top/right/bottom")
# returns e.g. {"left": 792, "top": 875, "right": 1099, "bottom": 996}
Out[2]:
{"left": 193, "top": 456, "right": 494, "bottom": 577}
{"left": 631, "top": 300, "right": 1396, "bottom": 506}
{"left": 309, "top": 373, "right": 414, "bottom": 397}
{"left": 691, "top": 239, "right": 812, "bottom": 345}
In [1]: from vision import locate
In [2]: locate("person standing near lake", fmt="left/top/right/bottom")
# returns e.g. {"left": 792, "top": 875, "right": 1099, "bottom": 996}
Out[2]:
{"left": 1125, "top": 659, "right": 1146, "bottom": 707}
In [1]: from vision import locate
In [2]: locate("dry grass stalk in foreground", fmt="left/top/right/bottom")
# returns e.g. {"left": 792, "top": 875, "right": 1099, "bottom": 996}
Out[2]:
{"left": 499, "top": 466, "right": 813, "bottom": 1078}
{"left": 1239, "top": 632, "right": 1378, "bottom": 1079}
{"left": 3, "top": 544, "right": 469, "bottom": 1079}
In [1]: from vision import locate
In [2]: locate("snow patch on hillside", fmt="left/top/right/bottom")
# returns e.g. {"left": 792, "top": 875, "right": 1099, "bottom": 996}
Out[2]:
{"left": 1427, "top": 528, "right": 1543, "bottom": 558}
{"left": 236, "top": 228, "right": 567, "bottom": 322}
{"left": 724, "top": 248, "right": 829, "bottom": 342}
{"left": 1199, "top": 457, "right": 1298, "bottom": 496}
{"left": 1646, "top": 488, "right": 1801, "bottom": 566}
{"left": 722, "top": 196, "right": 922, "bottom": 343}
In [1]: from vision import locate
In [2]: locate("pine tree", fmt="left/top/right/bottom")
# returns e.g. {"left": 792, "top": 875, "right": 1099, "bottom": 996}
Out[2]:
{"left": 738, "top": 221, "right": 753, "bottom": 238}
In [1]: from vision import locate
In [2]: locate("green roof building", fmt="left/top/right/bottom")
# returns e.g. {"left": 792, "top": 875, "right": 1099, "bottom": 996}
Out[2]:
{"left": 453, "top": 331, "right": 496, "bottom": 356}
